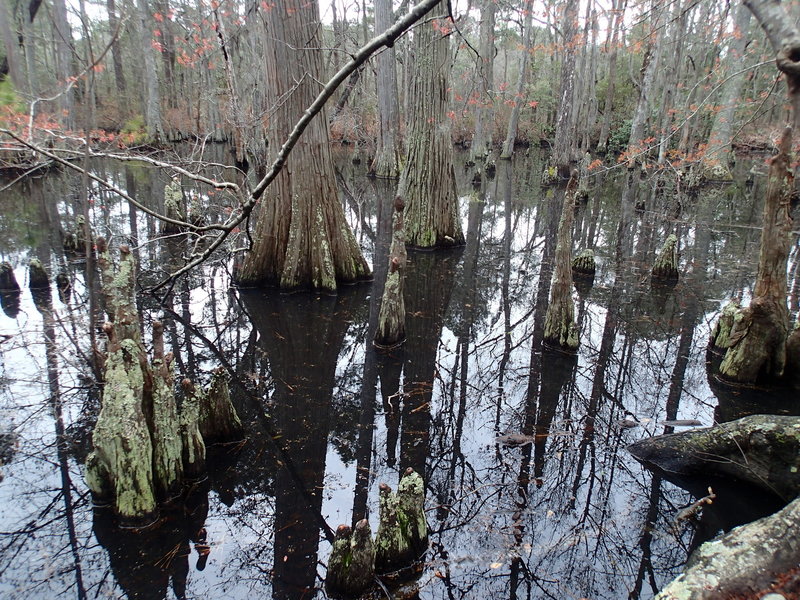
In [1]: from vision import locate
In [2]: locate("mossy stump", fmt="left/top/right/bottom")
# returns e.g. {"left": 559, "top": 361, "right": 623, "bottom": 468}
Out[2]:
{"left": 375, "top": 197, "right": 408, "bottom": 349}
{"left": 199, "top": 368, "right": 244, "bottom": 444}
{"left": 0, "top": 262, "right": 20, "bottom": 292}
{"left": 326, "top": 520, "right": 376, "bottom": 597}
{"left": 28, "top": 258, "right": 50, "bottom": 289}
{"left": 651, "top": 234, "right": 679, "bottom": 283}
{"left": 150, "top": 321, "right": 184, "bottom": 500}
{"left": 86, "top": 324, "right": 157, "bottom": 526}
{"left": 543, "top": 176, "right": 580, "bottom": 354}
{"left": 375, "top": 468, "right": 429, "bottom": 575}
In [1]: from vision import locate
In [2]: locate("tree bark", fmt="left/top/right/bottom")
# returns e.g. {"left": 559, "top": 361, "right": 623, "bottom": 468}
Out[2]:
{"left": 398, "top": 2, "right": 465, "bottom": 248}
{"left": 235, "top": 0, "right": 371, "bottom": 290}
{"left": 548, "top": 0, "right": 580, "bottom": 178}
{"left": 717, "top": 127, "right": 792, "bottom": 383}
{"left": 543, "top": 177, "right": 580, "bottom": 352}
{"left": 372, "top": 0, "right": 402, "bottom": 178}
{"left": 500, "top": 6, "right": 534, "bottom": 159}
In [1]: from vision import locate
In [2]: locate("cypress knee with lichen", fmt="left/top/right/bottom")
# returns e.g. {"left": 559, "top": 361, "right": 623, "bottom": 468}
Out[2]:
{"left": 375, "top": 468, "right": 428, "bottom": 574}
{"left": 375, "top": 197, "right": 407, "bottom": 348}
{"left": 86, "top": 322, "right": 157, "bottom": 524}
{"left": 180, "top": 379, "right": 207, "bottom": 479}
{"left": 651, "top": 234, "right": 679, "bottom": 283}
{"left": 150, "top": 321, "right": 184, "bottom": 499}
{"left": 326, "top": 519, "right": 376, "bottom": 597}
{"left": 199, "top": 368, "right": 244, "bottom": 444}
{"left": 708, "top": 299, "right": 740, "bottom": 355}
{"left": 543, "top": 176, "right": 580, "bottom": 353}
{"left": 162, "top": 178, "right": 185, "bottom": 234}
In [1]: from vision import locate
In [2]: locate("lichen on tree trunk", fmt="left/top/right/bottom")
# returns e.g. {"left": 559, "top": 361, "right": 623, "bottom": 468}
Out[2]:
{"left": 708, "top": 299, "right": 740, "bottom": 355}
{"left": 543, "top": 177, "right": 580, "bottom": 353}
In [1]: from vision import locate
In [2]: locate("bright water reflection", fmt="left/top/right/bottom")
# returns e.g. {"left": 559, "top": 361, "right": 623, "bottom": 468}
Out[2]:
{"left": 0, "top": 146, "right": 795, "bottom": 599}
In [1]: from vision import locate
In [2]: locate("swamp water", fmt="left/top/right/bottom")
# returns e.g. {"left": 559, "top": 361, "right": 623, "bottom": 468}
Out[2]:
{"left": 0, "top": 147, "right": 796, "bottom": 599}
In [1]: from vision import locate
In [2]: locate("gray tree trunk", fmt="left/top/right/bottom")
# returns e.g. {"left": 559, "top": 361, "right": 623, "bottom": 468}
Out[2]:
{"left": 51, "top": 0, "right": 75, "bottom": 128}
{"left": 373, "top": 0, "right": 402, "bottom": 178}
{"left": 596, "top": 0, "right": 625, "bottom": 153}
{"left": 135, "top": 0, "right": 164, "bottom": 141}
{"left": 236, "top": 0, "right": 371, "bottom": 290}
{"left": 470, "top": 0, "right": 496, "bottom": 164}
{"left": 549, "top": 0, "right": 580, "bottom": 178}
{"left": 701, "top": 1, "right": 753, "bottom": 180}
{"left": 500, "top": 7, "right": 534, "bottom": 159}
{"left": 398, "top": 2, "right": 465, "bottom": 248}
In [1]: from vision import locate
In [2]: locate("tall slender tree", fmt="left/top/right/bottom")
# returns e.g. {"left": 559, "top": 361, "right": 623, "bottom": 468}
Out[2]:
{"left": 373, "top": 0, "right": 402, "bottom": 178}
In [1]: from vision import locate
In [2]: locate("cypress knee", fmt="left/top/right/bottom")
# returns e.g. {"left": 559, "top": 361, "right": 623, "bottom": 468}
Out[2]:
{"left": 180, "top": 379, "right": 207, "bottom": 479}
{"left": 375, "top": 197, "right": 407, "bottom": 348}
{"left": 199, "top": 368, "right": 244, "bottom": 444}
{"left": 651, "top": 234, "right": 679, "bottom": 283}
{"left": 325, "top": 520, "right": 376, "bottom": 597}
{"left": 543, "top": 175, "right": 580, "bottom": 353}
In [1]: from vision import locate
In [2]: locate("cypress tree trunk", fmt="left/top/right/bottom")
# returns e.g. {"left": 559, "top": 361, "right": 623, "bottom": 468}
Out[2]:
{"left": 700, "top": 3, "right": 752, "bottom": 180}
{"left": 717, "top": 128, "right": 792, "bottom": 383}
{"left": 500, "top": 7, "right": 534, "bottom": 160}
{"left": 372, "top": 0, "right": 402, "bottom": 178}
{"left": 235, "top": 0, "right": 370, "bottom": 291}
{"left": 470, "top": 0, "right": 496, "bottom": 166}
{"left": 398, "top": 3, "right": 465, "bottom": 248}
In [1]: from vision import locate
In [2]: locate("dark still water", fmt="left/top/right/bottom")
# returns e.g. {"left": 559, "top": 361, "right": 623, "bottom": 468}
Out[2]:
{"left": 0, "top": 147, "right": 795, "bottom": 599}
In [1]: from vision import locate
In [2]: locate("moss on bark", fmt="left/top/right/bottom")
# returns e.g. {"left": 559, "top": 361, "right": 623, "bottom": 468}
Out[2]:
{"left": 89, "top": 331, "right": 157, "bottom": 524}
{"left": 180, "top": 379, "right": 207, "bottom": 479}
{"left": 199, "top": 368, "right": 244, "bottom": 444}
{"left": 652, "top": 234, "right": 679, "bottom": 282}
{"left": 326, "top": 520, "right": 376, "bottom": 597}
{"left": 543, "top": 178, "right": 580, "bottom": 353}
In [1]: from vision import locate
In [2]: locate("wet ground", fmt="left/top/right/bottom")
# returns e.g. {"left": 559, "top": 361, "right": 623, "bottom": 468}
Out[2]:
{"left": 0, "top": 146, "right": 797, "bottom": 599}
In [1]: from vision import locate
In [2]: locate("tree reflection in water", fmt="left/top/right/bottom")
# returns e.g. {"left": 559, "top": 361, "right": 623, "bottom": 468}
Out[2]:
{"left": 0, "top": 148, "right": 790, "bottom": 600}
